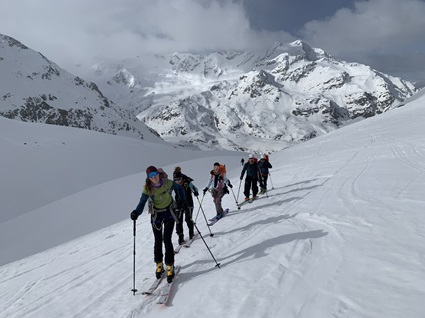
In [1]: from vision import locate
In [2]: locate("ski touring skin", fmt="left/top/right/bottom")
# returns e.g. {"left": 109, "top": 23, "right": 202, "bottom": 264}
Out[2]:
{"left": 157, "top": 266, "right": 181, "bottom": 304}
{"left": 208, "top": 208, "right": 229, "bottom": 226}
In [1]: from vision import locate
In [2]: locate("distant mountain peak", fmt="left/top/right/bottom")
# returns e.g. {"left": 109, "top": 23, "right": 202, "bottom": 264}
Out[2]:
{"left": 0, "top": 33, "right": 164, "bottom": 143}
{"left": 75, "top": 39, "right": 418, "bottom": 153}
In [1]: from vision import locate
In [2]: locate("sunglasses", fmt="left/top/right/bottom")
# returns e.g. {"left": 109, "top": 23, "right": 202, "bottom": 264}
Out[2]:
{"left": 148, "top": 171, "right": 159, "bottom": 178}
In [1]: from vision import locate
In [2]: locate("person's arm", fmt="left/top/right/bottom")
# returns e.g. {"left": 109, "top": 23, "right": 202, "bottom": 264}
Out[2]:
{"left": 203, "top": 175, "right": 212, "bottom": 194}
{"left": 131, "top": 192, "right": 149, "bottom": 220}
{"left": 240, "top": 163, "right": 247, "bottom": 179}
{"left": 189, "top": 181, "right": 199, "bottom": 196}
{"left": 172, "top": 181, "right": 185, "bottom": 203}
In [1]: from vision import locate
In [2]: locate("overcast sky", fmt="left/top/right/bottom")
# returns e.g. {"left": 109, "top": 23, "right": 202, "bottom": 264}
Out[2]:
{"left": 2, "top": 0, "right": 425, "bottom": 82}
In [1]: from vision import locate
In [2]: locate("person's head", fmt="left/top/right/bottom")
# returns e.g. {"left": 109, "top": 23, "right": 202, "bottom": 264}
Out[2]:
{"left": 146, "top": 166, "right": 160, "bottom": 183}
{"left": 213, "top": 162, "right": 220, "bottom": 174}
{"left": 173, "top": 170, "right": 183, "bottom": 184}
{"left": 248, "top": 154, "right": 255, "bottom": 163}
{"left": 260, "top": 154, "right": 266, "bottom": 160}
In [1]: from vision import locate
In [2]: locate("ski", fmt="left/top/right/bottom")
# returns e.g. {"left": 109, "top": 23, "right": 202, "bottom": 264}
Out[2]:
{"left": 184, "top": 233, "right": 198, "bottom": 247}
{"left": 238, "top": 199, "right": 252, "bottom": 206}
{"left": 208, "top": 209, "right": 229, "bottom": 226}
{"left": 157, "top": 266, "right": 181, "bottom": 304}
{"left": 142, "top": 272, "right": 165, "bottom": 295}
{"left": 174, "top": 243, "right": 184, "bottom": 254}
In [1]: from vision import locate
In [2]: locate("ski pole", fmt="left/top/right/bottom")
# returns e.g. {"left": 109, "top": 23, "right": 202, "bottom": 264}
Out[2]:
{"left": 230, "top": 186, "right": 240, "bottom": 210}
{"left": 196, "top": 196, "right": 214, "bottom": 237}
{"left": 194, "top": 194, "right": 205, "bottom": 222}
{"left": 131, "top": 219, "right": 138, "bottom": 295}
{"left": 236, "top": 179, "right": 242, "bottom": 201}
{"left": 193, "top": 222, "right": 221, "bottom": 268}
{"left": 269, "top": 172, "right": 274, "bottom": 189}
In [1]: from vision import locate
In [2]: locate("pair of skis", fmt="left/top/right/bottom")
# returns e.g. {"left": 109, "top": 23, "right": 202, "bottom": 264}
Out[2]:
{"left": 174, "top": 233, "right": 198, "bottom": 253}
{"left": 142, "top": 234, "right": 196, "bottom": 304}
{"left": 142, "top": 266, "right": 181, "bottom": 304}
{"left": 208, "top": 208, "right": 229, "bottom": 226}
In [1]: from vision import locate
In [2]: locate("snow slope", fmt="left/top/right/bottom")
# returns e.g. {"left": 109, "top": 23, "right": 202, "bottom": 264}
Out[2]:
{"left": 1, "top": 90, "right": 425, "bottom": 317}
{"left": 0, "top": 117, "right": 241, "bottom": 266}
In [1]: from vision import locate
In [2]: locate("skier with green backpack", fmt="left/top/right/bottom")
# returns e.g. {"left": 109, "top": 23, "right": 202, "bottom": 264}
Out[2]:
{"left": 130, "top": 166, "right": 185, "bottom": 283}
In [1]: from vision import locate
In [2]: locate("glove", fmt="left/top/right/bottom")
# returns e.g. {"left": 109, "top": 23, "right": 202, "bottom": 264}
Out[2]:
{"left": 130, "top": 210, "right": 139, "bottom": 221}
{"left": 228, "top": 182, "right": 233, "bottom": 188}
{"left": 203, "top": 187, "right": 208, "bottom": 195}
{"left": 194, "top": 190, "right": 199, "bottom": 197}
{"left": 240, "top": 176, "right": 243, "bottom": 180}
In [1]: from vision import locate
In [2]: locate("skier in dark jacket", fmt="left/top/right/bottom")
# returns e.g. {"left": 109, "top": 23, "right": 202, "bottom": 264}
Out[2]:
{"left": 130, "top": 166, "right": 185, "bottom": 283}
{"left": 173, "top": 166, "right": 199, "bottom": 244}
{"left": 240, "top": 154, "right": 261, "bottom": 201}
{"left": 258, "top": 154, "right": 272, "bottom": 194}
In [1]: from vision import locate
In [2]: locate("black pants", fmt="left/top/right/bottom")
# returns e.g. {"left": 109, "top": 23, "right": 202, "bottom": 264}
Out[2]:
{"left": 175, "top": 206, "right": 194, "bottom": 238}
{"left": 244, "top": 176, "right": 259, "bottom": 198}
{"left": 260, "top": 175, "right": 268, "bottom": 189}
{"left": 152, "top": 218, "right": 175, "bottom": 266}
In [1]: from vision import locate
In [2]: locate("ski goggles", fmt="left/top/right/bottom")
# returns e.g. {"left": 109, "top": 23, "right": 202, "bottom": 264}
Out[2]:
{"left": 148, "top": 171, "right": 159, "bottom": 178}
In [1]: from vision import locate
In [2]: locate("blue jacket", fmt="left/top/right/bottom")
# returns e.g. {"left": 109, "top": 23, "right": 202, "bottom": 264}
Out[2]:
{"left": 241, "top": 162, "right": 260, "bottom": 179}
{"left": 258, "top": 160, "right": 272, "bottom": 175}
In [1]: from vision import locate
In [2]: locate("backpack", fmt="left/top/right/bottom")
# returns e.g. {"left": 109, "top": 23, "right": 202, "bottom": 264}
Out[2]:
{"left": 158, "top": 168, "right": 168, "bottom": 179}
{"left": 219, "top": 164, "right": 226, "bottom": 177}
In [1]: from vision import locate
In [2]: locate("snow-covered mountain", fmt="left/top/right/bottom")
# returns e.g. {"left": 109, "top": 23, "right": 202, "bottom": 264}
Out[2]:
{"left": 89, "top": 40, "right": 416, "bottom": 153}
{"left": 0, "top": 34, "right": 162, "bottom": 142}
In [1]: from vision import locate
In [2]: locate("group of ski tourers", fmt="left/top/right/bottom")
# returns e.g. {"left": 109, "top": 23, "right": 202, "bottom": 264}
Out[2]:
{"left": 130, "top": 154, "right": 272, "bottom": 285}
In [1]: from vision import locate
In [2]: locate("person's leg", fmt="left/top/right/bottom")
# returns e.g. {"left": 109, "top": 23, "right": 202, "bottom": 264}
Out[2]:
{"left": 163, "top": 220, "right": 175, "bottom": 266}
{"left": 252, "top": 178, "right": 259, "bottom": 197}
{"left": 175, "top": 208, "right": 185, "bottom": 244}
{"left": 243, "top": 177, "right": 251, "bottom": 199}
{"left": 185, "top": 206, "right": 194, "bottom": 238}
{"left": 263, "top": 175, "right": 268, "bottom": 190}
{"left": 214, "top": 189, "right": 225, "bottom": 215}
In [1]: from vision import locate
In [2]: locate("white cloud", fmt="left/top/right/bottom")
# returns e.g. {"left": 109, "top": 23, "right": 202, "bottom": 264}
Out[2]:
{"left": 1, "top": 0, "right": 292, "bottom": 73}
{"left": 300, "top": 0, "right": 425, "bottom": 59}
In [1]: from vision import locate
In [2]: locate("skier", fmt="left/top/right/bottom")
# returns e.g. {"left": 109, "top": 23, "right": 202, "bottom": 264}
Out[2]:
{"left": 258, "top": 154, "right": 272, "bottom": 194}
{"left": 203, "top": 162, "right": 233, "bottom": 219}
{"left": 173, "top": 166, "right": 199, "bottom": 244}
{"left": 130, "top": 166, "right": 185, "bottom": 283}
{"left": 241, "top": 158, "right": 245, "bottom": 166}
{"left": 240, "top": 154, "right": 261, "bottom": 201}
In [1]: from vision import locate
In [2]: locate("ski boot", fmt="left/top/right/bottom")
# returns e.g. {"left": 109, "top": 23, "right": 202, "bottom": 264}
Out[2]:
{"left": 156, "top": 262, "right": 164, "bottom": 279}
{"left": 166, "top": 265, "right": 175, "bottom": 283}
{"left": 178, "top": 234, "right": 185, "bottom": 245}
